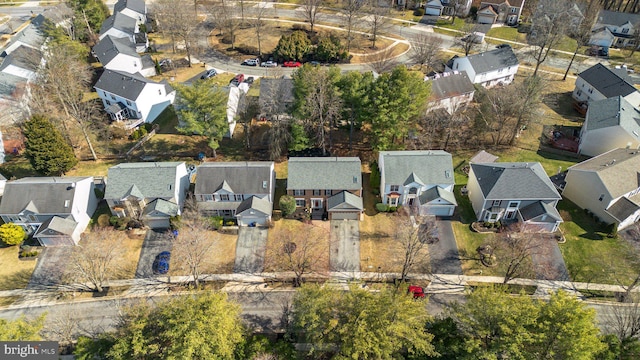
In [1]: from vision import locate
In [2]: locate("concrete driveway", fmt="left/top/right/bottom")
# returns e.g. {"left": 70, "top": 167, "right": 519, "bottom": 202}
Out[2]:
{"left": 135, "top": 229, "right": 173, "bottom": 278}
{"left": 429, "top": 220, "right": 463, "bottom": 275}
{"left": 234, "top": 227, "right": 268, "bottom": 274}
{"left": 27, "top": 247, "right": 73, "bottom": 289}
{"left": 330, "top": 220, "right": 360, "bottom": 273}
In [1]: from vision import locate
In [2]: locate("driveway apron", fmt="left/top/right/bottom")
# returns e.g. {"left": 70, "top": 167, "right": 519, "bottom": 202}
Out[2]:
{"left": 234, "top": 227, "right": 268, "bottom": 274}
{"left": 27, "top": 247, "right": 73, "bottom": 289}
{"left": 135, "top": 229, "right": 173, "bottom": 278}
{"left": 428, "top": 220, "right": 463, "bottom": 275}
{"left": 330, "top": 220, "right": 360, "bottom": 273}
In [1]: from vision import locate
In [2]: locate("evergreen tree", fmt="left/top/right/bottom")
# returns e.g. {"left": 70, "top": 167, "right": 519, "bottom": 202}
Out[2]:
{"left": 23, "top": 115, "right": 78, "bottom": 176}
{"left": 274, "top": 31, "right": 311, "bottom": 61}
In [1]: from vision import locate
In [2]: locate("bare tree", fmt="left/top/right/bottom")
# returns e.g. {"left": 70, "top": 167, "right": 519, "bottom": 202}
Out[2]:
{"left": 409, "top": 33, "right": 444, "bottom": 72}
{"left": 251, "top": 2, "right": 271, "bottom": 55}
{"left": 44, "top": 4, "right": 75, "bottom": 40}
{"left": 209, "top": 0, "right": 241, "bottom": 50}
{"left": 66, "top": 228, "right": 125, "bottom": 292}
{"left": 395, "top": 212, "right": 436, "bottom": 282}
{"left": 458, "top": 22, "right": 481, "bottom": 56}
{"left": 367, "top": 2, "right": 391, "bottom": 49}
{"left": 447, "top": 0, "right": 468, "bottom": 24}
{"left": 564, "top": 0, "right": 601, "bottom": 80}
{"left": 367, "top": 47, "right": 398, "bottom": 74}
{"left": 264, "top": 224, "right": 329, "bottom": 287}
{"left": 341, "top": 0, "right": 364, "bottom": 53}
{"left": 628, "top": 27, "right": 640, "bottom": 58}
{"left": 489, "top": 232, "right": 541, "bottom": 284}
{"left": 238, "top": 95, "right": 259, "bottom": 149}
{"left": 42, "top": 308, "right": 79, "bottom": 350}
{"left": 153, "top": 0, "right": 200, "bottom": 65}
{"left": 299, "top": 0, "right": 323, "bottom": 34}
{"left": 171, "top": 211, "right": 216, "bottom": 288}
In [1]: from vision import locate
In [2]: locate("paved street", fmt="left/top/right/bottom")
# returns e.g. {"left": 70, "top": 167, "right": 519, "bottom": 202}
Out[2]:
{"left": 429, "top": 220, "right": 463, "bottom": 275}
{"left": 330, "top": 220, "right": 360, "bottom": 273}
{"left": 135, "top": 229, "right": 173, "bottom": 278}
{"left": 234, "top": 227, "right": 268, "bottom": 273}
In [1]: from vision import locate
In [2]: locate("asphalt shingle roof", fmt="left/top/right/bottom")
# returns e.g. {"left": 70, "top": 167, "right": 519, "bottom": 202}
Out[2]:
{"left": 568, "top": 148, "right": 640, "bottom": 198}
{"left": 464, "top": 47, "right": 519, "bottom": 75}
{"left": 0, "top": 177, "right": 90, "bottom": 214}
{"left": 481, "top": 0, "right": 524, "bottom": 7}
{"left": 470, "top": 150, "right": 498, "bottom": 163}
{"left": 470, "top": 162, "right": 561, "bottom": 200}
{"left": 419, "top": 186, "right": 457, "bottom": 205}
{"left": 596, "top": 9, "right": 640, "bottom": 27}
{"left": 34, "top": 216, "right": 77, "bottom": 237}
{"left": 379, "top": 150, "right": 455, "bottom": 187}
{"left": 585, "top": 96, "right": 640, "bottom": 133}
{"left": 142, "top": 198, "right": 179, "bottom": 217}
{"left": 94, "top": 69, "right": 152, "bottom": 101}
{"left": 430, "top": 72, "right": 475, "bottom": 101}
{"left": 99, "top": 12, "right": 137, "bottom": 36}
{"left": 0, "top": 45, "right": 41, "bottom": 74}
{"left": 236, "top": 196, "right": 273, "bottom": 216}
{"left": 577, "top": 63, "right": 637, "bottom": 99}
{"left": 0, "top": 72, "right": 26, "bottom": 97}
{"left": 113, "top": 0, "right": 146, "bottom": 15}
{"left": 327, "top": 191, "right": 363, "bottom": 211}
{"left": 519, "top": 201, "right": 563, "bottom": 222}
{"left": 195, "top": 162, "right": 274, "bottom": 195}
{"left": 606, "top": 196, "right": 640, "bottom": 222}
{"left": 287, "top": 157, "right": 361, "bottom": 190}
{"left": 93, "top": 35, "right": 139, "bottom": 66}
{"left": 105, "top": 162, "right": 184, "bottom": 201}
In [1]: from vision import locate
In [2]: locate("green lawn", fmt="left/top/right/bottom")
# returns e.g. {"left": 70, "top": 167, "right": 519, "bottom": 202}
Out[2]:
{"left": 486, "top": 27, "right": 527, "bottom": 43}
{"left": 435, "top": 17, "right": 466, "bottom": 31}
{"left": 0, "top": 157, "right": 37, "bottom": 178}
{"left": 154, "top": 106, "right": 179, "bottom": 134}
{"left": 558, "top": 200, "right": 638, "bottom": 284}
{"left": 493, "top": 148, "right": 580, "bottom": 176}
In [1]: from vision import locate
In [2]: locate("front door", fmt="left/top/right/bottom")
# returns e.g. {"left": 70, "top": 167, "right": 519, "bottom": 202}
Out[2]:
{"left": 312, "top": 199, "right": 323, "bottom": 209}
{"left": 408, "top": 198, "right": 415, "bottom": 206}
{"left": 505, "top": 210, "right": 516, "bottom": 220}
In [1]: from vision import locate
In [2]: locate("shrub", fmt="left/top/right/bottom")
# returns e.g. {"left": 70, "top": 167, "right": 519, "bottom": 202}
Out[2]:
{"left": 144, "top": 123, "right": 154, "bottom": 132}
{"left": 389, "top": 206, "right": 397, "bottom": 213}
{"left": 130, "top": 127, "right": 148, "bottom": 141}
{"left": 114, "top": 217, "right": 131, "bottom": 230}
{"left": 608, "top": 223, "right": 619, "bottom": 238}
{"left": 483, "top": 222, "right": 492, "bottom": 228}
{"left": 97, "top": 214, "right": 111, "bottom": 227}
{"left": 372, "top": 188, "right": 380, "bottom": 195}
{"left": 413, "top": 8, "right": 425, "bottom": 16}
{"left": 279, "top": 195, "right": 297, "bottom": 217}
{"left": 370, "top": 161, "right": 381, "bottom": 189}
{"left": 495, "top": 220, "right": 501, "bottom": 229}
{"left": 170, "top": 215, "right": 182, "bottom": 230}
{"left": 0, "top": 223, "right": 25, "bottom": 246}
{"left": 221, "top": 34, "right": 235, "bottom": 44}
{"left": 210, "top": 216, "right": 224, "bottom": 230}
{"left": 375, "top": 203, "right": 389, "bottom": 212}
{"left": 109, "top": 216, "right": 120, "bottom": 226}
{"left": 225, "top": 220, "right": 236, "bottom": 226}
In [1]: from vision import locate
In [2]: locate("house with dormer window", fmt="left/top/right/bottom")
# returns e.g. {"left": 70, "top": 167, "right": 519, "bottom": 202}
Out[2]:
{"left": 590, "top": 10, "right": 640, "bottom": 49}
{"left": 194, "top": 162, "right": 275, "bottom": 226}
{"left": 378, "top": 150, "right": 457, "bottom": 216}
{"left": 99, "top": 11, "right": 148, "bottom": 53}
{"left": 93, "top": 35, "right": 156, "bottom": 77}
{"left": 467, "top": 162, "right": 563, "bottom": 232}
{"left": 104, "top": 162, "right": 189, "bottom": 229}
{"left": 445, "top": 46, "right": 519, "bottom": 88}
{"left": 0, "top": 177, "right": 98, "bottom": 246}
{"left": 477, "top": 0, "right": 524, "bottom": 26}
{"left": 113, "top": 0, "right": 147, "bottom": 26}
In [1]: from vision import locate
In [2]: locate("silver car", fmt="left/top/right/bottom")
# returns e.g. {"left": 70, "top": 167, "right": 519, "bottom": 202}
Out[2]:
{"left": 261, "top": 60, "right": 277, "bottom": 67}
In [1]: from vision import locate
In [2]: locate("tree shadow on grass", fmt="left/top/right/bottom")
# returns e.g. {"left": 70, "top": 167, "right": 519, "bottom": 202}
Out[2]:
{"left": 0, "top": 268, "right": 35, "bottom": 291}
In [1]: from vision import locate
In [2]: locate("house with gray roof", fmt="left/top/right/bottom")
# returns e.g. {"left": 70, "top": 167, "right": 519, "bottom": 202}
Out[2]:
{"left": 99, "top": 11, "right": 148, "bottom": 53}
{"left": 477, "top": 0, "right": 525, "bottom": 26}
{"left": 194, "top": 162, "right": 275, "bottom": 226}
{"left": 590, "top": 10, "right": 640, "bottom": 49}
{"left": 259, "top": 78, "right": 295, "bottom": 119}
{"left": 0, "top": 45, "right": 41, "bottom": 81}
{"left": 467, "top": 162, "right": 562, "bottom": 232}
{"left": 578, "top": 96, "right": 640, "bottom": 157}
{"left": 0, "top": 177, "right": 98, "bottom": 246}
{"left": 563, "top": 148, "right": 640, "bottom": 230}
{"left": 1, "top": 14, "right": 46, "bottom": 57}
{"left": 104, "top": 162, "right": 189, "bottom": 229}
{"left": 445, "top": 46, "right": 519, "bottom": 88}
{"left": 427, "top": 71, "right": 475, "bottom": 115}
{"left": 572, "top": 63, "right": 640, "bottom": 109}
{"left": 94, "top": 69, "right": 175, "bottom": 128}
{"left": 113, "top": 0, "right": 147, "bottom": 26}
{"left": 287, "top": 157, "right": 363, "bottom": 220}
{"left": 378, "top": 150, "right": 456, "bottom": 216}
{"left": 93, "top": 35, "right": 156, "bottom": 77}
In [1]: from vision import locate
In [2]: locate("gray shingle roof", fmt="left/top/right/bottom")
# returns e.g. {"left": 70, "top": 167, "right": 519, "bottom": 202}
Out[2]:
{"left": 327, "top": 191, "right": 363, "bottom": 211}
{"left": 419, "top": 186, "right": 457, "bottom": 205}
{"left": 379, "top": 150, "right": 454, "bottom": 187}
{"left": 464, "top": 47, "right": 519, "bottom": 75}
{"left": 596, "top": 9, "right": 640, "bottom": 27}
{"left": 470, "top": 162, "right": 561, "bottom": 200}
{"left": 568, "top": 148, "right": 640, "bottom": 198}
{"left": 94, "top": 69, "right": 152, "bottom": 101}
{"left": 2, "top": 14, "right": 46, "bottom": 54}
{"left": 195, "top": 162, "right": 274, "bottom": 195}
{"left": 481, "top": 0, "right": 524, "bottom": 7}
{"left": 142, "top": 198, "right": 179, "bottom": 217}
{"left": 236, "top": 196, "right": 273, "bottom": 216}
{"left": 113, "top": 0, "right": 146, "bottom": 15}
{"left": 585, "top": 96, "right": 640, "bottom": 133}
{"left": 99, "top": 12, "right": 137, "bottom": 36}
{"left": 0, "top": 72, "right": 26, "bottom": 97}
{"left": 259, "top": 78, "right": 295, "bottom": 114}
{"left": 0, "top": 45, "right": 41, "bottom": 74}
{"left": 430, "top": 72, "right": 475, "bottom": 101}
{"left": 105, "top": 162, "right": 184, "bottom": 201}
{"left": 470, "top": 150, "right": 498, "bottom": 163}
{"left": 93, "top": 35, "right": 139, "bottom": 66}
{"left": 577, "top": 63, "right": 637, "bottom": 99}
{"left": 519, "top": 201, "right": 563, "bottom": 222}
{"left": 34, "top": 216, "right": 77, "bottom": 237}
{"left": 606, "top": 196, "right": 640, "bottom": 222}
{"left": 0, "top": 177, "right": 91, "bottom": 214}
{"left": 287, "top": 157, "right": 361, "bottom": 190}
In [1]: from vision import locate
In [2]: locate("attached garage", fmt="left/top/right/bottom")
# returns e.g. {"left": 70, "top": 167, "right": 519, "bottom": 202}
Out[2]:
{"left": 421, "top": 205, "right": 455, "bottom": 216}
{"left": 477, "top": 6, "right": 498, "bottom": 24}
{"left": 327, "top": 191, "right": 363, "bottom": 221}
{"left": 425, "top": 0, "right": 443, "bottom": 16}
{"left": 418, "top": 186, "right": 457, "bottom": 217}
{"left": 33, "top": 217, "right": 79, "bottom": 247}
{"left": 142, "top": 199, "right": 179, "bottom": 230}
{"left": 236, "top": 196, "right": 272, "bottom": 226}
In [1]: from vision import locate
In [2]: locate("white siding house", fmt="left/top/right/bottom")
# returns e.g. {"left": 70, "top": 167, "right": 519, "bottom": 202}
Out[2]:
{"left": 572, "top": 63, "right": 640, "bottom": 108}
{"left": 590, "top": 10, "right": 640, "bottom": 49}
{"left": 93, "top": 35, "right": 156, "bottom": 77}
{"left": 427, "top": 71, "right": 475, "bottom": 114}
{"left": 445, "top": 46, "right": 519, "bottom": 88}
{"left": 113, "top": 0, "right": 147, "bottom": 26}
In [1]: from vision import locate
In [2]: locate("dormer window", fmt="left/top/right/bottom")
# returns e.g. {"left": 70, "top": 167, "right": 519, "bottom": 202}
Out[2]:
{"left": 168, "top": 184, "right": 173, "bottom": 190}
{"left": 64, "top": 200, "right": 70, "bottom": 208}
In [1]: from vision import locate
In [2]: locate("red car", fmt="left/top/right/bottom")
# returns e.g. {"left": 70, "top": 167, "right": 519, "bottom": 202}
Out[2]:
{"left": 408, "top": 285, "right": 425, "bottom": 299}
{"left": 283, "top": 61, "right": 302, "bottom": 68}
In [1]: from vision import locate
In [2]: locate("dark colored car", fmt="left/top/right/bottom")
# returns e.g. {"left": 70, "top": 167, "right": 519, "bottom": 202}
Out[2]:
{"left": 153, "top": 251, "right": 171, "bottom": 275}
{"left": 230, "top": 73, "right": 245, "bottom": 86}
{"left": 243, "top": 76, "right": 255, "bottom": 85}
{"left": 200, "top": 69, "right": 217, "bottom": 79}
{"left": 496, "top": 44, "right": 511, "bottom": 49}
{"left": 408, "top": 285, "right": 425, "bottom": 299}
{"left": 309, "top": 61, "right": 321, "bottom": 66}
{"left": 283, "top": 61, "right": 302, "bottom": 67}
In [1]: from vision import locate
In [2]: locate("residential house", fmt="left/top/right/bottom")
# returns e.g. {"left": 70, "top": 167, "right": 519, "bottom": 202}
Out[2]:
{"left": 578, "top": 96, "right": 640, "bottom": 157}
{"left": 104, "top": 162, "right": 189, "bottom": 229}
{"left": 572, "top": 63, "right": 640, "bottom": 108}
{"left": 467, "top": 162, "right": 563, "bottom": 232}
{"left": 99, "top": 12, "right": 148, "bottom": 53}
{"left": 93, "top": 35, "right": 156, "bottom": 77}
{"left": 378, "top": 150, "right": 457, "bottom": 216}
{"left": 194, "top": 162, "right": 275, "bottom": 226}
{"left": 259, "top": 78, "right": 294, "bottom": 120}
{"left": 113, "top": 0, "right": 147, "bottom": 26}
{"left": 287, "top": 157, "right": 363, "bottom": 220}
{"left": 442, "top": 0, "right": 472, "bottom": 17}
{"left": 425, "top": 0, "right": 444, "bottom": 16}
{"left": 94, "top": 69, "right": 175, "bottom": 128}
{"left": 590, "top": 10, "right": 640, "bottom": 49}
{"left": 1, "top": 14, "right": 46, "bottom": 57}
{"left": 563, "top": 148, "right": 640, "bottom": 230}
{"left": 0, "top": 177, "right": 98, "bottom": 246}
{"left": 427, "top": 71, "right": 475, "bottom": 114}
{"left": 0, "top": 45, "right": 41, "bottom": 82}
{"left": 470, "top": 150, "right": 499, "bottom": 164}
{"left": 477, "top": 0, "right": 525, "bottom": 26}
{"left": 445, "top": 46, "right": 519, "bottom": 88}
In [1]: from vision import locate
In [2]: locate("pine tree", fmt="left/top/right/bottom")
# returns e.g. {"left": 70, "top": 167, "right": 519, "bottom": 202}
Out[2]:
{"left": 23, "top": 115, "right": 78, "bottom": 175}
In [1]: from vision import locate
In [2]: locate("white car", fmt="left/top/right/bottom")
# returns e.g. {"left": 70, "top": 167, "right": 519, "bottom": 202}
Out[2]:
{"left": 261, "top": 60, "right": 277, "bottom": 68}
{"left": 242, "top": 58, "right": 260, "bottom": 66}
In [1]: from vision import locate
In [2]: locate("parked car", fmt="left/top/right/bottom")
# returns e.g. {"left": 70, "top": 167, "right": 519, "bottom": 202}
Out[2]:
{"left": 408, "top": 285, "right": 425, "bottom": 299}
{"left": 261, "top": 60, "right": 278, "bottom": 67}
{"left": 309, "top": 61, "right": 321, "bottom": 66}
{"left": 496, "top": 43, "right": 511, "bottom": 49}
{"left": 200, "top": 69, "right": 217, "bottom": 79}
{"left": 230, "top": 74, "right": 245, "bottom": 86}
{"left": 153, "top": 251, "right": 171, "bottom": 275}
{"left": 283, "top": 61, "right": 302, "bottom": 67}
{"left": 242, "top": 58, "right": 260, "bottom": 66}
{"left": 243, "top": 76, "right": 255, "bottom": 85}
{"left": 159, "top": 58, "right": 173, "bottom": 69}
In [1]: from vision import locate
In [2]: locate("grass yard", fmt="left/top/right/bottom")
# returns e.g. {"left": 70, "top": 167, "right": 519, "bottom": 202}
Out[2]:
{"left": 66, "top": 160, "right": 120, "bottom": 177}
{"left": 264, "top": 219, "right": 330, "bottom": 274}
{"left": 435, "top": 17, "right": 466, "bottom": 31}
{"left": 486, "top": 26, "right": 527, "bottom": 43}
{"left": 113, "top": 238, "right": 144, "bottom": 280}
{"left": 557, "top": 200, "right": 637, "bottom": 284}
{"left": 0, "top": 157, "right": 37, "bottom": 178}
{"left": 452, "top": 222, "right": 499, "bottom": 276}
{"left": 0, "top": 245, "right": 36, "bottom": 291}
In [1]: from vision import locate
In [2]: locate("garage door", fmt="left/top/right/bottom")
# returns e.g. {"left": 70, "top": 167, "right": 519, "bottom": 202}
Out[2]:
{"left": 146, "top": 218, "right": 170, "bottom": 229}
{"left": 423, "top": 206, "right": 454, "bottom": 217}
{"left": 330, "top": 211, "right": 359, "bottom": 220}
{"left": 238, "top": 215, "right": 267, "bottom": 226}
{"left": 477, "top": 14, "right": 495, "bottom": 24}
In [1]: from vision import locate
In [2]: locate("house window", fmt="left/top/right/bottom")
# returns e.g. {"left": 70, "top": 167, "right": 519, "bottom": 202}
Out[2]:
{"left": 110, "top": 94, "right": 116, "bottom": 100}
{"left": 588, "top": 88, "right": 593, "bottom": 94}
{"left": 313, "top": 189, "right": 321, "bottom": 196}
{"left": 388, "top": 197, "right": 398, "bottom": 206}
{"left": 510, "top": 7, "right": 516, "bottom": 13}
{"left": 126, "top": 100, "right": 132, "bottom": 106}
{"left": 492, "top": 200, "right": 501, "bottom": 207}
{"left": 623, "top": 28, "right": 629, "bottom": 34}
{"left": 490, "top": 213, "right": 498, "bottom": 220}
{"left": 390, "top": 185, "right": 400, "bottom": 192}
{"left": 325, "top": 190, "right": 332, "bottom": 196}
{"left": 158, "top": 89, "right": 162, "bottom": 95}
{"left": 28, "top": 215, "right": 37, "bottom": 221}
{"left": 220, "top": 194, "right": 229, "bottom": 201}
{"left": 235, "top": 194, "right": 244, "bottom": 201}
{"left": 508, "top": 201, "right": 519, "bottom": 208}
{"left": 598, "top": 194, "right": 604, "bottom": 201}
{"left": 498, "top": 68, "right": 503, "bottom": 73}
{"left": 202, "top": 194, "right": 213, "bottom": 201}
{"left": 295, "top": 199, "right": 305, "bottom": 207}
{"left": 409, "top": 187, "right": 418, "bottom": 194}
{"left": 105, "top": 100, "right": 111, "bottom": 105}
{"left": 576, "top": 90, "right": 582, "bottom": 96}
{"left": 294, "top": 189, "right": 304, "bottom": 196}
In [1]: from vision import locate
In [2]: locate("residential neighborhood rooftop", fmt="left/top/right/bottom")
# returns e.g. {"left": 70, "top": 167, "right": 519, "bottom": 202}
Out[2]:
{"left": 464, "top": 46, "right": 519, "bottom": 74}
{"left": 105, "top": 162, "right": 184, "bottom": 201}
{"left": 578, "top": 63, "right": 637, "bottom": 99}
{"left": 195, "top": 162, "right": 274, "bottom": 195}
{"left": 113, "top": 0, "right": 146, "bottom": 14}
{"left": 430, "top": 72, "right": 475, "bottom": 101}
{"left": 95, "top": 69, "right": 163, "bottom": 101}
{"left": 568, "top": 148, "right": 640, "bottom": 198}
{"left": 379, "top": 150, "right": 454, "bottom": 186}
{"left": 595, "top": 9, "right": 640, "bottom": 27}
{"left": 99, "top": 12, "right": 137, "bottom": 36}
{"left": 0, "top": 177, "right": 91, "bottom": 214}
{"left": 93, "top": 35, "right": 139, "bottom": 65}
{"left": 584, "top": 96, "right": 640, "bottom": 132}
{"left": 287, "top": 157, "right": 361, "bottom": 190}
{"left": 470, "top": 162, "right": 561, "bottom": 200}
